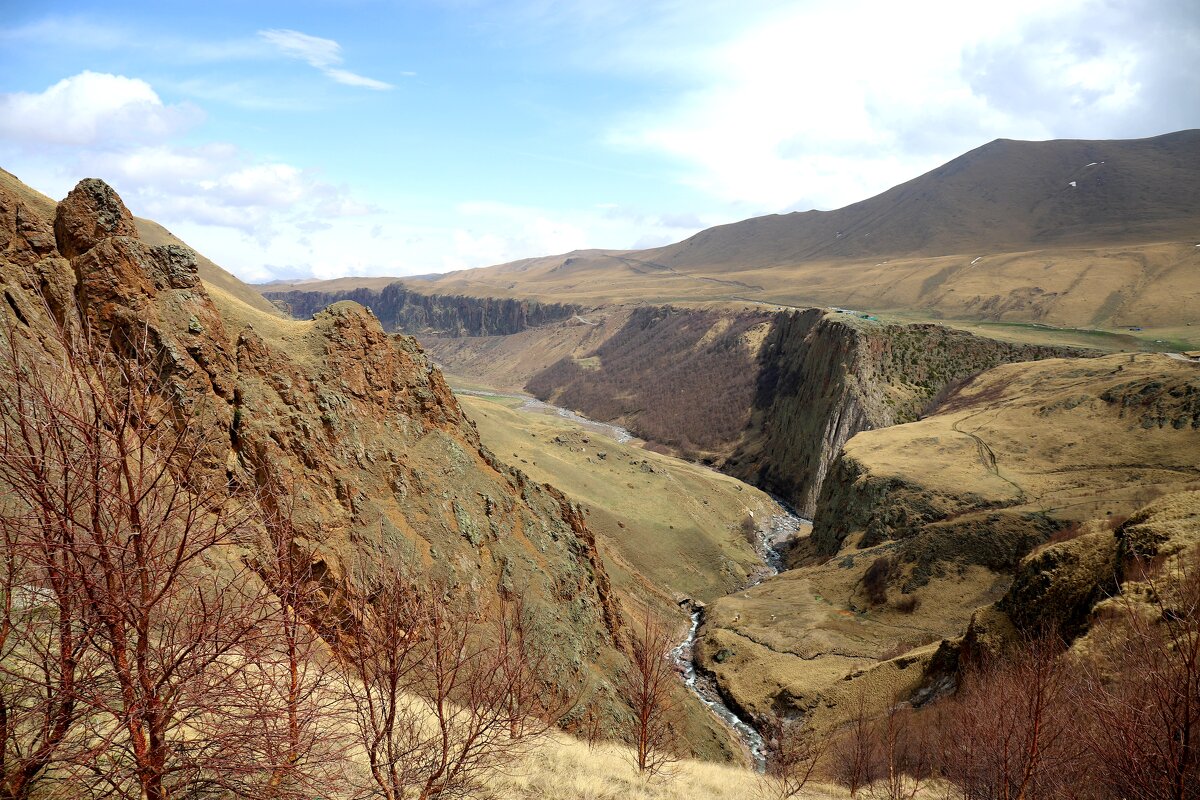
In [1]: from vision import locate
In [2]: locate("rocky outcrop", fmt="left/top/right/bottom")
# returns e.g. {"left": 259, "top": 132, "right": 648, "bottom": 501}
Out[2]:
{"left": 0, "top": 183, "right": 75, "bottom": 326}
{"left": 0, "top": 177, "right": 631, "bottom": 729}
{"left": 53, "top": 178, "right": 139, "bottom": 260}
{"left": 999, "top": 531, "right": 1120, "bottom": 638}
{"left": 265, "top": 283, "right": 580, "bottom": 337}
{"left": 48, "top": 179, "right": 239, "bottom": 476}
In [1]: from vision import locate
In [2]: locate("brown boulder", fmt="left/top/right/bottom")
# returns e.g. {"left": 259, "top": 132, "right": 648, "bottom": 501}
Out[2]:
{"left": 0, "top": 185, "right": 58, "bottom": 269}
{"left": 54, "top": 178, "right": 139, "bottom": 260}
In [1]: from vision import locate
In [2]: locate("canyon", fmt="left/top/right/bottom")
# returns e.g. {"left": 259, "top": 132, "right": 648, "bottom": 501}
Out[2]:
{"left": 2, "top": 129, "right": 1198, "bottom": 797}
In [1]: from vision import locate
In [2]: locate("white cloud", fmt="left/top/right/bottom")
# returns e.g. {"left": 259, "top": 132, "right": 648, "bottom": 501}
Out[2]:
{"left": 603, "top": 0, "right": 1193, "bottom": 211}
{"left": 258, "top": 28, "right": 341, "bottom": 68}
{"left": 258, "top": 28, "right": 392, "bottom": 90}
{"left": 324, "top": 68, "right": 393, "bottom": 90}
{"left": 0, "top": 71, "right": 201, "bottom": 147}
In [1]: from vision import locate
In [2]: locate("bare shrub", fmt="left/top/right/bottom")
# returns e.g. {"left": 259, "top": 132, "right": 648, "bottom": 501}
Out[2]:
{"left": 759, "top": 715, "right": 827, "bottom": 799}
{"left": 868, "top": 703, "right": 929, "bottom": 800}
{"left": 340, "top": 559, "right": 566, "bottom": 799}
{"left": 580, "top": 705, "right": 604, "bottom": 751}
{"left": 937, "top": 629, "right": 1085, "bottom": 799}
{"left": 0, "top": 327, "right": 103, "bottom": 799}
{"left": 1078, "top": 549, "right": 1200, "bottom": 800}
{"left": 620, "top": 609, "right": 681, "bottom": 778}
{"left": 0, "top": 317, "right": 292, "bottom": 800}
{"left": 892, "top": 595, "right": 921, "bottom": 614}
{"left": 862, "top": 557, "right": 894, "bottom": 606}
{"left": 831, "top": 689, "right": 876, "bottom": 797}
{"left": 237, "top": 489, "right": 350, "bottom": 799}
{"left": 740, "top": 514, "right": 760, "bottom": 548}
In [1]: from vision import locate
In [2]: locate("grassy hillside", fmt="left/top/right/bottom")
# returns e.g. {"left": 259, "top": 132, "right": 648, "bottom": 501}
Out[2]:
{"left": 456, "top": 390, "right": 777, "bottom": 610}
{"left": 456, "top": 387, "right": 784, "bottom": 763}
{"left": 694, "top": 352, "right": 1200, "bottom": 727}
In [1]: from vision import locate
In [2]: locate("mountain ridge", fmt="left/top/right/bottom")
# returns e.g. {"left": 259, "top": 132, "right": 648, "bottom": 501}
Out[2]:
{"left": 265, "top": 130, "right": 1200, "bottom": 332}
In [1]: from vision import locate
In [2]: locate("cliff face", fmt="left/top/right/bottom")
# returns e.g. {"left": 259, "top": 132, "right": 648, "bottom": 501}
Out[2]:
{"left": 521, "top": 305, "right": 1084, "bottom": 517}
{"left": 729, "top": 313, "right": 1086, "bottom": 516}
{"left": 810, "top": 353, "right": 1200, "bottom": 571}
{"left": 689, "top": 352, "right": 1200, "bottom": 731}
{"left": 0, "top": 178, "right": 627, "bottom": 720}
{"left": 265, "top": 282, "right": 580, "bottom": 337}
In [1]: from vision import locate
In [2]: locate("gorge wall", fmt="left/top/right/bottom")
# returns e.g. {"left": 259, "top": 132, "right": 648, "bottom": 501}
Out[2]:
{"left": 728, "top": 312, "right": 1089, "bottom": 516}
{"left": 516, "top": 306, "right": 1088, "bottom": 517}
{"left": 264, "top": 282, "right": 580, "bottom": 337}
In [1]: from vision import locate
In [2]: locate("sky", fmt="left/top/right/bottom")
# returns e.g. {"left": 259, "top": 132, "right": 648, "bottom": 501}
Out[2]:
{"left": 1, "top": 0, "right": 1197, "bottom": 283}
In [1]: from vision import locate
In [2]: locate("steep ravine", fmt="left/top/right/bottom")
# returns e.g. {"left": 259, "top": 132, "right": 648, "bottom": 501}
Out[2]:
{"left": 517, "top": 305, "right": 1090, "bottom": 517}
{"left": 0, "top": 177, "right": 639, "bottom": 754}
{"left": 673, "top": 505, "right": 808, "bottom": 771}
{"left": 727, "top": 311, "right": 1093, "bottom": 516}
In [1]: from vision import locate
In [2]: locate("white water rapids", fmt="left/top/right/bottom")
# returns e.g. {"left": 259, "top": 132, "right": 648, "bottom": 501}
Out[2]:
{"left": 670, "top": 504, "right": 807, "bottom": 772}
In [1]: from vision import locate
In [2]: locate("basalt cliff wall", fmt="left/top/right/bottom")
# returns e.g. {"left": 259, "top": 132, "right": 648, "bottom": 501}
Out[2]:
{"left": 729, "top": 312, "right": 1087, "bottom": 516}
{"left": 265, "top": 282, "right": 580, "bottom": 337}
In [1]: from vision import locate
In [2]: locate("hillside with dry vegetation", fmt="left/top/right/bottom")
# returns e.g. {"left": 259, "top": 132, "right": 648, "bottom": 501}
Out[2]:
{"left": 0, "top": 173, "right": 773, "bottom": 797}
{"left": 3, "top": 129, "right": 1199, "bottom": 799}
{"left": 691, "top": 352, "right": 1200, "bottom": 734}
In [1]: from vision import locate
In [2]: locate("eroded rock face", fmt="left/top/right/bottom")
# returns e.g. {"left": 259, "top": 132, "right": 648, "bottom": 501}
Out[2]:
{"left": 53, "top": 178, "right": 140, "bottom": 260}
{"left": 728, "top": 313, "right": 1089, "bottom": 516}
{"left": 1, "top": 178, "right": 630, "bottom": 732}
{"left": 0, "top": 185, "right": 75, "bottom": 325}
{"left": 999, "top": 531, "right": 1119, "bottom": 638}
{"left": 49, "top": 181, "right": 239, "bottom": 475}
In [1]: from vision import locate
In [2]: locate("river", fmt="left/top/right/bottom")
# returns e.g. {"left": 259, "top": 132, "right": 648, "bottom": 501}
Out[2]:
{"left": 452, "top": 384, "right": 806, "bottom": 771}
{"left": 452, "top": 388, "right": 635, "bottom": 442}
{"left": 670, "top": 503, "right": 808, "bottom": 772}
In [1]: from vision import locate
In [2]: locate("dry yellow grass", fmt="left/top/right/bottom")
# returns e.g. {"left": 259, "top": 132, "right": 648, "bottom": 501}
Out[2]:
{"left": 344, "top": 240, "right": 1200, "bottom": 341}
{"left": 841, "top": 352, "right": 1200, "bottom": 520}
{"left": 457, "top": 392, "right": 775, "bottom": 611}
{"left": 489, "top": 732, "right": 850, "bottom": 800}
{"left": 693, "top": 352, "right": 1200, "bottom": 727}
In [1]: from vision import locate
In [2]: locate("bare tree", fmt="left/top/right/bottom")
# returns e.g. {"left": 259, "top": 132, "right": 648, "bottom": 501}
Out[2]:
{"left": 0, "top": 321, "right": 106, "bottom": 799}
{"left": 831, "top": 688, "right": 876, "bottom": 797}
{"left": 231, "top": 489, "right": 349, "bottom": 799}
{"left": 580, "top": 705, "right": 604, "bottom": 751}
{"left": 1080, "top": 550, "right": 1200, "bottom": 800}
{"left": 869, "top": 703, "right": 928, "bottom": 800}
{"left": 0, "top": 315, "right": 282, "bottom": 799}
{"left": 939, "top": 629, "right": 1081, "bottom": 800}
{"left": 759, "top": 715, "right": 827, "bottom": 799}
{"left": 619, "top": 609, "right": 680, "bottom": 778}
{"left": 340, "top": 559, "right": 566, "bottom": 799}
